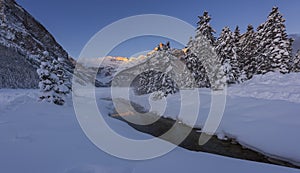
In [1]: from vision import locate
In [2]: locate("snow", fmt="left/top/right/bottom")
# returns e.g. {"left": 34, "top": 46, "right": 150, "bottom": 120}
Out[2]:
{"left": 130, "top": 72, "right": 300, "bottom": 165}
{"left": 228, "top": 72, "right": 300, "bottom": 103}
{"left": 1, "top": 72, "right": 300, "bottom": 172}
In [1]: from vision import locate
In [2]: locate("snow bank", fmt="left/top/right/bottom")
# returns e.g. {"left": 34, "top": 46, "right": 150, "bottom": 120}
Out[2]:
{"left": 229, "top": 72, "right": 300, "bottom": 103}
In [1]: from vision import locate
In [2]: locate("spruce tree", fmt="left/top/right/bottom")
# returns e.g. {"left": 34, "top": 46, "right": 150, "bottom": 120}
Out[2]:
{"left": 292, "top": 50, "right": 300, "bottom": 72}
{"left": 186, "top": 36, "right": 194, "bottom": 49}
{"left": 37, "top": 53, "right": 54, "bottom": 103}
{"left": 51, "top": 59, "right": 70, "bottom": 105}
{"left": 233, "top": 26, "right": 241, "bottom": 44}
{"left": 183, "top": 37, "right": 210, "bottom": 88}
{"left": 196, "top": 11, "right": 216, "bottom": 45}
{"left": 189, "top": 33, "right": 225, "bottom": 90}
{"left": 183, "top": 50, "right": 210, "bottom": 88}
{"left": 233, "top": 26, "right": 242, "bottom": 61}
{"left": 37, "top": 52, "right": 70, "bottom": 105}
{"left": 134, "top": 50, "right": 180, "bottom": 97}
{"left": 233, "top": 26, "right": 247, "bottom": 82}
{"left": 257, "top": 7, "right": 293, "bottom": 74}
{"left": 215, "top": 27, "right": 241, "bottom": 84}
{"left": 136, "top": 70, "right": 177, "bottom": 97}
{"left": 183, "top": 11, "right": 225, "bottom": 89}
{"left": 240, "top": 25, "right": 259, "bottom": 79}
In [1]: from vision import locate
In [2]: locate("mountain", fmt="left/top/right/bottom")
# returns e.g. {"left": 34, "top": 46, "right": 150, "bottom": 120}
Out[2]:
{"left": 78, "top": 47, "right": 186, "bottom": 87}
{"left": 0, "top": 0, "right": 75, "bottom": 88}
{"left": 77, "top": 56, "right": 146, "bottom": 87}
{"left": 290, "top": 34, "right": 300, "bottom": 54}
{"left": 96, "top": 56, "right": 131, "bottom": 87}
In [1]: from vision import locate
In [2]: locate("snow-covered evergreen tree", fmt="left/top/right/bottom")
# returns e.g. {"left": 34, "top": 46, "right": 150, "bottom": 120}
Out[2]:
{"left": 37, "top": 52, "right": 70, "bottom": 105}
{"left": 183, "top": 37, "right": 210, "bottom": 88}
{"left": 233, "top": 26, "right": 241, "bottom": 44}
{"left": 292, "top": 50, "right": 300, "bottom": 72}
{"left": 183, "top": 12, "right": 225, "bottom": 89}
{"left": 186, "top": 36, "right": 194, "bottom": 49}
{"left": 240, "top": 25, "right": 259, "bottom": 79}
{"left": 57, "top": 57, "right": 72, "bottom": 89}
{"left": 134, "top": 49, "right": 186, "bottom": 97}
{"left": 136, "top": 70, "right": 177, "bottom": 97}
{"left": 196, "top": 11, "right": 216, "bottom": 45}
{"left": 215, "top": 27, "right": 241, "bottom": 84}
{"left": 189, "top": 33, "right": 225, "bottom": 90}
{"left": 256, "top": 7, "right": 293, "bottom": 74}
{"left": 183, "top": 50, "right": 210, "bottom": 88}
{"left": 37, "top": 52, "right": 54, "bottom": 103}
{"left": 51, "top": 59, "right": 70, "bottom": 105}
{"left": 233, "top": 26, "right": 248, "bottom": 82}
{"left": 233, "top": 26, "right": 242, "bottom": 62}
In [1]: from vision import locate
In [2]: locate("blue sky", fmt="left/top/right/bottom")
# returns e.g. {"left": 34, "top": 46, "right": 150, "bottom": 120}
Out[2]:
{"left": 16, "top": 0, "right": 300, "bottom": 58}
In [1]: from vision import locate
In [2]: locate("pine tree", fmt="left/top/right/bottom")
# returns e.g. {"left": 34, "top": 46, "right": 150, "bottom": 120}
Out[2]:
{"left": 189, "top": 33, "right": 225, "bottom": 90}
{"left": 233, "top": 26, "right": 247, "bottom": 82}
{"left": 183, "top": 38, "right": 210, "bottom": 88}
{"left": 136, "top": 70, "right": 177, "bottom": 97}
{"left": 233, "top": 26, "right": 242, "bottom": 60}
{"left": 196, "top": 11, "right": 216, "bottom": 45}
{"left": 37, "top": 52, "right": 70, "bottom": 105}
{"left": 134, "top": 50, "right": 180, "bottom": 97}
{"left": 183, "top": 50, "right": 210, "bottom": 88}
{"left": 215, "top": 27, "right": 241, "bottom": 84}
{"left": 57, "top": 57, "right": 72, "bottom": 89}
{"left": 257, "top": 7, "right": 293, "bottom": 74}
{"left": 186, "top": 36, "right": 194, "bottom": 48}
{"left": 240, "top": 25, "right": 259, "bottom": 79}
{"left": 51, "top": 59, "right": 70, "bottom": 105}
{"left": 233, "top": 26, "right": 241, "bottom": 44}
{"left": 292, "top": 50, "right": 300, "bottom": 72}
{"left": 182, "top": 11, "right": 225, "bottom": 89}
{"left": 37, "top": 52, "right": 56, "bottom": 103}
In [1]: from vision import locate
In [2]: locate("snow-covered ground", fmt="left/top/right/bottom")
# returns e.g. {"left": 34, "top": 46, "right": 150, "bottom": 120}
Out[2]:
{"left": 129, "top": 72, "right": 300, "bottom": 165}
{"left": 229, "top": 72, "right": 300, "bottom": 104}
{"left": 1, "top": 72, "right": 300, "bottom": 173}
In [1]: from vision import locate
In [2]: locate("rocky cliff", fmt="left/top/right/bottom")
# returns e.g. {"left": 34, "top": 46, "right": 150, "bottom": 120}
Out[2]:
{"left": 0, "top": 0, "right": 74, "bottom": 88}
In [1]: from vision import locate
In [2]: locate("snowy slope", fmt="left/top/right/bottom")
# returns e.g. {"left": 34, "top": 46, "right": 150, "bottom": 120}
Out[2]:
{"left": 0, "top": 89, "right": 299, "bottom": 173}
